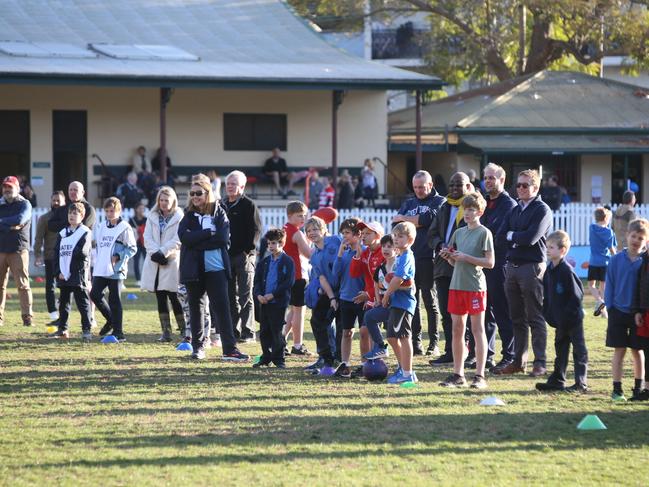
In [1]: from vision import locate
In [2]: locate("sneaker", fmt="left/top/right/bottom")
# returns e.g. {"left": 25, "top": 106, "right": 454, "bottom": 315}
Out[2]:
{"left": 273, "top": 362, "right": 287, "bottom": 369}
{"left": 350, "top": 365, "right": 365, "bottom": 379}
{"left": 492, "top": 363, "right": 526, "bottom": 375}
{"left": 426, "top": 344, "right": 440, "bottom": 357}
{"left": 99, "top": 322, "right": 113, "bottom": 337}
{"left": 284, "top": 347, "right": 290, "bottom": 355}
{"left": 485, "top": 358, "right": 497, "bottom": 370}
{"left": 430, "top": 353, "right": 453, "bottom": 366}
{"left": 237, "top": 333, "right": 256, "bottom": 344}
{"left": 630, "top": 388, "right": 649, "bottom": 401}
{"left": 49, "top": 311, "right": 59, "bottom": 320}
{"left": 290, "top": 344, "right": 312, "bottom": 356}
{"left": 387, "top": 369, "right": 404, "bottom": 385}
{"left": 535, "top": 382, "right": 565, "bottom": 392}
{"left": 564, "top": 383, "right": 588, "bottom": 393}
{"left": 395, "top": 371, "right": 419, "bottom": 384}
{"left": 82, "top": 331, "right": 92, "bottom": 341}
{"left": 23, "top": 318, "right": 33, "bottom": 327}
{"left": 222, "top": 349, "right": 250, "bottom": 362}
{"left": 594, "top": 301, "right": 606, "bottom": 317}
{"left": 363, "top": 344, "right": 389, "bottom": 360}
{"left": 334, "top": 363, "right": 352, "bottom": 378}
{"left": 490, "top": 359, "right": 513, "bottom": 373}
{"left": 304, "top": 358, "right": 325, "bottom": 371}
{"left": 114, "top": 334, "right": 126, "bottom": 343}
{"left": 51, "top": 330, "right": 70, "bottom": 339}
{"left": 470, "top": 375, "right": 488, "bottom": 389}
{"left": 183, "top": 336, "right": 191, "bottom": 343}
{"left": 252, "top": 360, "right": 271, "bottom": 368}
{"left": 191, "top": 348, "right": 206, "bottom": 360}
{"left": 157, "top": 335, "right": 172, "bottom": 342}
{"left": 611, "top": 391, "right": 627, "bottom": 402}
{"left": 413, "top": 347, "right": 424, "bottom": 356}
{"left": 440, "top": 374, "right": 467, "bottom": 387}
{"left": 464, "top": 356, "right": 477, "bottom": 369}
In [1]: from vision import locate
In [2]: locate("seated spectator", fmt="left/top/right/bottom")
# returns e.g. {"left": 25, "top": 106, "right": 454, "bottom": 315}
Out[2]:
{"left": 132, "top": 145, "right": 150, "bottom": 174}
{"left": 262, "top": 148, "right": 309, "bottom": 198}
{"left": 116, "top": 171, "right": 145, "bottom": 209}
{"left": 319, "top": 177, "right": 335, "bottom": 208}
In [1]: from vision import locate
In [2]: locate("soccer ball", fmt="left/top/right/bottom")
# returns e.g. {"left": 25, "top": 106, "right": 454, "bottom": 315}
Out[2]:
{"left": 363, "top": 359, "right": 388, "bottom": 381}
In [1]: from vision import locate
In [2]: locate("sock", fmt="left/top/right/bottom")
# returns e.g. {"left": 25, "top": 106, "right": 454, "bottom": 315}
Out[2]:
{"left": 613, "top": 381, "right": 623, "bottom": 394}
{"left": 293, "top": 342, "right": 302, "bottom": 348}
{"left": 403, "top": 370, "right": 412, "bottom": 377}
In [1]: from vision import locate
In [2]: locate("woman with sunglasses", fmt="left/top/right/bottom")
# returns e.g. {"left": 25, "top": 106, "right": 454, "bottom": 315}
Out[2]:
{"left": 178, "top": 175, "right": 249, "bottom": 362}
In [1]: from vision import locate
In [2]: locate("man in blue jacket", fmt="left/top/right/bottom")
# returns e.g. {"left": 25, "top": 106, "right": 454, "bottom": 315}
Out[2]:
{"left": 494, "top": 169, "right": 552, "bottom": 377}
{"left": 0, "top": 176, "right": 33, "bottom": 327}
{"left": 393, "top": 170, "right": 445, "bottom": 356}
{"left": 480, "top": 163, "right": 517, "bottom": 372}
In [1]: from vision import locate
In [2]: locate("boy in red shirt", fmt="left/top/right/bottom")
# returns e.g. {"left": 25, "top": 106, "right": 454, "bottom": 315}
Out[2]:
{"left": 350, "top": 221, "right": 385, "bottom": 375}
{"left": 282, "top": 201, "right": 313, "bottom": 355}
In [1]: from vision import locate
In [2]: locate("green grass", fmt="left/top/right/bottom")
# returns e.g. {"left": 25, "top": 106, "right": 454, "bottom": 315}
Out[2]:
{"left": 1, "top": 281, "right": 648, "bottom": 486}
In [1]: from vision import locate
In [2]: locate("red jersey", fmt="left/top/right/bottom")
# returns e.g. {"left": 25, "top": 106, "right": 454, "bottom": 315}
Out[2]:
{"left": 350, "top": 244, "right": 385, "bottom": 304}
{"left": 283, "top": 222, "right": 303, "bottom": 280}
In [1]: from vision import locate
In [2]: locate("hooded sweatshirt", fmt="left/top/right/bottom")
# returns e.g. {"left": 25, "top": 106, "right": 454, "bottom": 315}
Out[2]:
{"left": 613, "top": 204, "right": 636, "bottom": 249}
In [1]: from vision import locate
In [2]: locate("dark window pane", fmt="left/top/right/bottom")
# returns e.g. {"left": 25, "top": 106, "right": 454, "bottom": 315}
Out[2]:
{"left": 224, "top": 113, "right": 286, "bottom": 151}
{"left": 0, "top": 110, "right": 30, "bottom": 180}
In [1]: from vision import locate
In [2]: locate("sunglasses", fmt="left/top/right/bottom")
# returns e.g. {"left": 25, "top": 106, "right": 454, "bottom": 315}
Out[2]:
{"left": 516, "top": 182, "right": 531, "bottom": 189}
{"left": 189, "top": 190, "right": 205, "bottom": 197}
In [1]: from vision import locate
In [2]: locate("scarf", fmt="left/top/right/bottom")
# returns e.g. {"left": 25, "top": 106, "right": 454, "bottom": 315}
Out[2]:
{"left": 446, "top": 195, "right": 466, "bottom": 226}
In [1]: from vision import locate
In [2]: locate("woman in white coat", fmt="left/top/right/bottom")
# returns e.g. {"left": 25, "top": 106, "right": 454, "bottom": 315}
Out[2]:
{"left": 141, "top": 186, "right": 185, "bottom": 341}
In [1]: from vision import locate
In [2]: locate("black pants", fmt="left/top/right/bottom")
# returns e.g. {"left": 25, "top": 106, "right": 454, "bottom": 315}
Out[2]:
{"left": 156, "top": 290, "right": 183, "bottom": 316}
{"left": 228, "top": 252, "right": 256, "bottom": 338}
{"left": 44, "top": 259, "right": 58, "bottom": 314}
{"left": 259, "top": 303, "right": 287, "bottom": 365}
{"left": 132, "top": 246, "right": 145, "bottom": 281}
{"left": 547, "top": 321, "right": 588, "bottom": 386}
{"left": 186, "top": 271, "right": 237, "bottom": 354}
{"left": 435, "top": 276, "right": 452, "bottom": 356}
{"left": 90, "top": 277, "right": 123, "bottom": 335}
{"left": 58, "top": 285, "right": 92, "bottom": 332}
{"left": 412, "top": 258, "right": 439, "bottom": 349}
{"left": 310, "top": 294, "right": 336, "bottom": 364}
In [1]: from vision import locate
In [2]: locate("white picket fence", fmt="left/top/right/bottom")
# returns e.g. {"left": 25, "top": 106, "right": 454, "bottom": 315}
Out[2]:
{"left": 30, "top": 203, "right": 649, "bottom": 248}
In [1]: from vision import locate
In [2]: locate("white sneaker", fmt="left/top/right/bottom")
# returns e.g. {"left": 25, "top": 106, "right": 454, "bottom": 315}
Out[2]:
{"left": 49, "top": 311, "right": 59, "bottom": 320}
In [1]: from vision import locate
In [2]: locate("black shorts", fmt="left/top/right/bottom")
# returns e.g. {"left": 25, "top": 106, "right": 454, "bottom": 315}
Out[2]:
{"left": 289, "top": 279, "right": 306, "bottom": 307}
{"left": 386, "top": 308, "right": 413, "bottom": 339}
{"left": 606, "top": 307, "right": 646, "bottom": 350}
{"left": 587, "top": 265, "right": 607, "bottom": 282}
{"left": 339, "top": 300, "right": 365, "bottom": 330}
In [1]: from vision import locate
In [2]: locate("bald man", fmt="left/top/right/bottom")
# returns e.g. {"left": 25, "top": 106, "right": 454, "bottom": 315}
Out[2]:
{"left": 49, "top": 181, "right": 97, "bottom": 233}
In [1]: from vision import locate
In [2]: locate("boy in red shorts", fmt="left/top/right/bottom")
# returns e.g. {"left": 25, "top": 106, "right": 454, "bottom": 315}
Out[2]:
{"left": 439, "top": 192, "right": 495, "bottom": 389}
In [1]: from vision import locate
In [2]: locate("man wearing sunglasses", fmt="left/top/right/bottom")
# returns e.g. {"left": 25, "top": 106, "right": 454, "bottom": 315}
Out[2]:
{"left": 494, "top": 169, "right": 552, "bottom": 378}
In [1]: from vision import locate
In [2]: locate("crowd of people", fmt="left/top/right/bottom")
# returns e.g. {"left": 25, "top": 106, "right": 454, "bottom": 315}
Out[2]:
{"left": 1, "top": 163, "right": 649, "bottom": 397}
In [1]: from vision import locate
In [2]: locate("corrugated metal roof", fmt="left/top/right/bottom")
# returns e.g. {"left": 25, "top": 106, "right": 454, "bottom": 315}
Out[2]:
{"left": 389, "top": 71, "right": 649, "bottom": 132}
{"left": 0, "top": 0, "right": 442, "bottom": 89}
{"left": 461, "top": 134, "right": 649, "bottom": 154}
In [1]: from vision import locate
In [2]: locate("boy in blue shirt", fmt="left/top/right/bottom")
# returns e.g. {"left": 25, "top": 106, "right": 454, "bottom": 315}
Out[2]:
{"left": 332, "top": 217, "right": 366, "bottom": 378}
{"left": 253, "top": 228, "right": 295, "bottom": 369}
{"left": 304, "top": 216, "right": 341, "bottom": 372}
{"left": 383, "top": 221, "right": 418, "bottom": 384}
{"left": 605, "top": 218, "right": 648, "bottom": 401}
{"left": 588, "top": 207, "right": 616, "bottom": 318}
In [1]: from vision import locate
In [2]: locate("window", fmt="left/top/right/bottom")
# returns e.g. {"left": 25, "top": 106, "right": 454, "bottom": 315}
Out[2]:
{"left": 223, "top": 114, "right": 287, "bottom": 151}
{"left": 0, "top": 110, "right": 30, "bottom": 181}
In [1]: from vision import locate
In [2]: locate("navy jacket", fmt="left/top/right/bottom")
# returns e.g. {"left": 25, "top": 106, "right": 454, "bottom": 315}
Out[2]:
{"left": 542, "top": 259, "right": 584, "bottom": 328}
{"left": 253, "top": 252, "right": 295, "bottom": 308}
{"left": 481, "top": 190, "right": 516, "bottom": 264}
{"left": 53, "top": 229, "right": 91, "bottom": 289}
{"left": 221, "top": 195, "right": 261, "bottom": 256}
{"left": 496, "top": 195, "right": 552, "bottom": 264}
{"left": 178, "top": 205, "right": 231, "bottom": 284}
{"left": 397, "top": 191, "right": 445, "bottom": 259}
{"left": 48, "top": 199, "right": 96, "bottom": 233}
{"left": 0, "top": 195, "right": 32, "bottom": 253}
{"left": 427, "top": 201, "right": 467, "bottom": 279}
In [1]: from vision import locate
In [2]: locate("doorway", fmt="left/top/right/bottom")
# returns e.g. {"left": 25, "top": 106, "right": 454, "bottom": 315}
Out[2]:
{"left": 53, "top": 111, "right": 87, "bottom": 194}
{"left": 0, "top": 110, "right": 30, "bottom": 182}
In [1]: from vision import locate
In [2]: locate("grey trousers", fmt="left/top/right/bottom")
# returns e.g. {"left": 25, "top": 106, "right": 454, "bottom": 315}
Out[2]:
{"left": 229, "top": 252, "right": 256, "bottom": 338}
{"left": 504, "top": 262, "right": 547, "bottom": 368}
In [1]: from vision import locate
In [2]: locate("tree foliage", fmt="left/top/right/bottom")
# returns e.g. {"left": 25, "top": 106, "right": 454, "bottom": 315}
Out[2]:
{"left": 289, "top": 0, "right": 649, "bottom": 86}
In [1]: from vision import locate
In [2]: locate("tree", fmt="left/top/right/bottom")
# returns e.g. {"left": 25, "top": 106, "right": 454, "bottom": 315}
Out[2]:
{"left": 289, "top": 0, "right": 649, "bottom": 86}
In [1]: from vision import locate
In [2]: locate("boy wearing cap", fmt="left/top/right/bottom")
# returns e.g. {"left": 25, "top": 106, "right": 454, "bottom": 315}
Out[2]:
{"left": 0, "top": 176, "right": 33, "bottom": 327}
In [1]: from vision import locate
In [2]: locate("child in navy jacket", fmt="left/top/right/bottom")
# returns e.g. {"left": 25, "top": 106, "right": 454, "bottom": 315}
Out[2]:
{"left": 253, "top": 228, "right": 295, "bottom": 368}
{"left": 536, "top": 231, "right": 588, "bottom": 392}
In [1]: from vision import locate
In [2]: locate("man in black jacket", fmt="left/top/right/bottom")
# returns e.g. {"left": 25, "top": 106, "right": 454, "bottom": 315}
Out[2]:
{"left": 427, "top": 172, "right": 472, "bottom": 364}
{"left": 222, "top": 170, "right": 262, "bottom": 342}
{"left": 494, "top": 169, "right": 552, "bottom": 377}
{"left": 48, "top": 181, "right": 97, "bottom": 233}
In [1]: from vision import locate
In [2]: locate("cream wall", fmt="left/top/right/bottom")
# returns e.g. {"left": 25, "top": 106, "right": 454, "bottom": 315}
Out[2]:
{"left": 580, "top": 154, "right": 612, "bottom": 204}
{"left": 0, "top": 85, "right": 387, "bottom": 205}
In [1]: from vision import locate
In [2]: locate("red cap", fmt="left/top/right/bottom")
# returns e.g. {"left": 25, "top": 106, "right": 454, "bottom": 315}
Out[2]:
{"left": 2, "top": 176, "right": 19, "bottom": 189}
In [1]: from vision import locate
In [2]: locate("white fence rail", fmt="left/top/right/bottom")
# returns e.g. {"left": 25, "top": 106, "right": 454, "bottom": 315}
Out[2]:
{"left": 30, "top": 203, "right": 649, "bottom": 249}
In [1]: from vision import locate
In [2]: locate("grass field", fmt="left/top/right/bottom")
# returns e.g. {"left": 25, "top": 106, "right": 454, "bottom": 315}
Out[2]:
{"left": 1, "top": 281, "right": 648, "bottom": 486}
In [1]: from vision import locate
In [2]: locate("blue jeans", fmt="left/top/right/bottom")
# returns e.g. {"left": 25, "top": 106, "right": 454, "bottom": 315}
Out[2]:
{"left": 363, "top": 306, "right": 389, "bottom": 347}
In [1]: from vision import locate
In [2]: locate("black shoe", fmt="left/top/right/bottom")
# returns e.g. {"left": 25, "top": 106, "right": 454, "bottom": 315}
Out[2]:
{"left": 113, "top": 334, "right": 126, "bottom": 343}
{"left": 304, "top": 358, "right": 325, "bottom": 371}
{"left": 489, "top": 359, "right": 513, "bottom": 373}
{"left": 430, "top": 353, "right": 453, "bottom": 366}
{"left": 565, "top": 383, "right": 589, "bottom": 393}
{"left": 425, "top": 344, "right": 440, "bottom": 357}
{"left": 334, "top": 363, "right": 352, "bottom": 378}
{"left": 291, "top": 344, "right": 312, "bottom": 356}
{"left": 273, "top": 362, "right": 287, "bottom": 369}
{"left": 252, "top": 360, "right": 271, "bottom": 368}
{"left": 630, "top": 388, "right": 649, "bottom": 401}
{"left": 350, "top": 365, "right": 364, "bottom": 379}
{"left": 464, "top": 356, "right": 477, "bottom": 369}
{"left": 99, "top": 322, "right": 113, "bottom": 337}
{"left": 535, "top": 382, "right": 565, "bottom": 392}
{"left": 485, "top": 358, "right": 497, "bottom": 370}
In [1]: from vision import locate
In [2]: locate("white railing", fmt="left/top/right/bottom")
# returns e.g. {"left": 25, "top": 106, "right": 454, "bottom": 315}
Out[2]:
{"left": 30, "top": 203, "right": 649, "bottom": 249}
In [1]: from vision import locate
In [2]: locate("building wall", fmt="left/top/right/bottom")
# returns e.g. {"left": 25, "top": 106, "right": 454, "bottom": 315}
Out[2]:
{"left": 580, "top": 154, "right": 612, "bottom": 204}
{"left": 0, "top": 85, "right": 387, "bottom": 205}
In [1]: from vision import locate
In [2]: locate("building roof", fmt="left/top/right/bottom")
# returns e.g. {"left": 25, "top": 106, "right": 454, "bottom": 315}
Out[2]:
{"left": 389, "top": 70, "right": 649, "bottom": 134}
{"left": 0, "top": 0, "right": 442, "bottom": 90}
{"left": 460, "top": 134, "right": 649, "bottom": 154}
